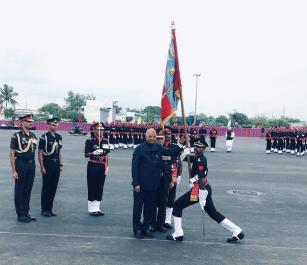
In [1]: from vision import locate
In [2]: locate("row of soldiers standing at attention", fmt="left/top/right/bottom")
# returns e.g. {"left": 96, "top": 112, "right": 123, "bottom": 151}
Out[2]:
{"left": 102, "top": 122, "right": 219, "bottom": 152}
{"left": 9, "top": 114, "right": 111, "bottom": 222}
{"left": 265, "top": 127, "right": 307, "bottom": 156}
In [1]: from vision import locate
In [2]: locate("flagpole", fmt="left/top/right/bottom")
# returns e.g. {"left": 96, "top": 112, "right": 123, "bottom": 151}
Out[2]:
{"left": 171, "top": 21, "right": 192, "bottom": 179}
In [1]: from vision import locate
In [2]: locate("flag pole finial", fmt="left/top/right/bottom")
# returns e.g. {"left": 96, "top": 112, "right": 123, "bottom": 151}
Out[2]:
{"left": 171, "top": 20, "right": 176, "bottom": 30}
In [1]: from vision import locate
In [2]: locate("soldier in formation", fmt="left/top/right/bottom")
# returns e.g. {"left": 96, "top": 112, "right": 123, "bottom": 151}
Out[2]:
{"left": 38, "top": 117, "right": 63, "bottom": 217}
{"left": 265, "top": 127, "right": 306, "bottom": 156}
{"left": 166, "top": 142, "right": 244, "bottom": 243}
{"left": 9, "top": 114, "right": 37, "bottom": 222}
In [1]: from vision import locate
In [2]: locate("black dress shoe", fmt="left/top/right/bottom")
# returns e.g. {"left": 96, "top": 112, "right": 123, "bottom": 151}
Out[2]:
{"left": 156, "top": 225, "right": 167, "bottom": 233}
{"left": 134, "top": 230, "right": 144, "bottom": 239}
{"left": 142, "top": 230, "right": 154, "bottom": 238}
{"left": 226, "top": 231, "right": 244, "bottom": 243}
{"left": 41, "top": 211, "right": 52, "bottom": 217}
{"left": 89, "top": 212, "right": 100, "bottom": 216}
{"left": 166, "top": 234, "right": 184, "bottom": 241}
{"left": 26, "top": 214, "right": 37, "bottom": 221}
{"left": 17, "top": 216, "right": 31, "bottom": 222}
{"left": 96, "top": 211, "right": 104, "bottom": 216}
{"left": 50, "top": 212, "right": 57, "bottom": 216}
{"left": 148, "top": 225, "right": 156, "bottom": 232}
{"left": 164, "top": 223, "right": 173, "bottom": 230}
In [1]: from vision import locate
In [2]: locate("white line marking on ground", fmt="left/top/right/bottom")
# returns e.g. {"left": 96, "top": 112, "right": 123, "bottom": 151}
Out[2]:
{"left": 0, "top": 231, "right": 307, "bottom": 251}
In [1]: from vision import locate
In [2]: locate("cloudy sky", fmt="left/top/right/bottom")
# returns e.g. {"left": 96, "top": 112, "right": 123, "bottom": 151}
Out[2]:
{"left": 0, "top": 0, "right": 306, "bottom": 120}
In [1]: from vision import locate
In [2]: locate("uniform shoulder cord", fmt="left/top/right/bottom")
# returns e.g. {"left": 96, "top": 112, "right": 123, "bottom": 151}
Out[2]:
{"left": 43, "top": 134, "right": 58, "bottom": 156}
{"left": 15, "top": 133, "right": 32, "bottom": 154}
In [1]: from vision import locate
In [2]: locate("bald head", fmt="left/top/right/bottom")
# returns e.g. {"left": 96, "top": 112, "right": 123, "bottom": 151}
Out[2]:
{"left": 145, "top": 128, "right": 157, "bottom": 144}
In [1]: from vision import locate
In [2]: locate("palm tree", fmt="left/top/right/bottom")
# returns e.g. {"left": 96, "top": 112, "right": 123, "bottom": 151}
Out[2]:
{"left": 0, "top": 84, "right": 18, "bottom": 108}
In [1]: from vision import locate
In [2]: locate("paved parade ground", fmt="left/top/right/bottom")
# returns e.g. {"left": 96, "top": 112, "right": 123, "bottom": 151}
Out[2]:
{"left": 0, "top": 130, "right": 307, "bottom": 265}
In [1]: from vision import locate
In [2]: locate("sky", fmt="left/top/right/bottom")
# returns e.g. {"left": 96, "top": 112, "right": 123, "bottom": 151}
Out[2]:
{"left": 0, "top": 0, "right": 306, "bottom": 120}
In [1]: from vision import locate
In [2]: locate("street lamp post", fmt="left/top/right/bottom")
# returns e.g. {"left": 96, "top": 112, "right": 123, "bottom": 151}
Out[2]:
{"left": 193, "top": 73, "right": 201, "bottom": 125}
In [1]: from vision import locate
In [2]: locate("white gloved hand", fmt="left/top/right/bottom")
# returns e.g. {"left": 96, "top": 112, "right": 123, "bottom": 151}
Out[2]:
{"left": 180, "top": 148, "right": 194, "bottom": 161}
{"left": 102, "top": 144, "right": 110, "bottom": 150}
{"left": 93, "top": 149, "right": 104, "bottom": 155}
{"left": 189, "top": 175, "right": 199, "bottom": 184}
{"left": 199, "top": 189, "right": 208, "bottom": 210}
{"left": 183, "top": 147, "right": 192, "bottom": 155}
{"left": 176, "top": 175, "right": 181, "bottom": 185}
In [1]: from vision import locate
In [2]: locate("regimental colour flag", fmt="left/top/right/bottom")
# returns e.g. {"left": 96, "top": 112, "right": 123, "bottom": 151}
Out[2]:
{"left": 160, "top": 25, "right": 182, "bottom": 126}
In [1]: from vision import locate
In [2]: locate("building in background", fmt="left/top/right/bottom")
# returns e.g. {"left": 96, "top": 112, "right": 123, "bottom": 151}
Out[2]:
{"left": 83, "top": 99, "right": 117, "bottom": 123}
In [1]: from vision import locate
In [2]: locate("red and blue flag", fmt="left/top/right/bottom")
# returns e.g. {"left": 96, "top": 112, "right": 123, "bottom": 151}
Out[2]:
{"left": 160, "top": 26, "right": 182, "bottom": 126}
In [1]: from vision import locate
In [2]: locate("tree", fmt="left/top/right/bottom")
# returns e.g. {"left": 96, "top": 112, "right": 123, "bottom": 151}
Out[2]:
{"left": 0, "top": 84, "right": 18, "bottom": 108}
{"left": 4, "top": 108, "right": 15, "bottom": 119}
{"left": 230, "top": 112, "right": 250, "bottom": 127}
{"left": 63, "top": 110, "right": 85, "bottom": 122}
{"left": 143, "top": 106, "right": 161, "bottom": 122}
{"left": 84, "top": 94, "right": 96, "bottom": 100}
{"left": 38, "top": 103, "right": 63, "bottom": 119}
{"left": 250, "top": 115, "right": 270, "bottom": 128}
{"left": 215, "top": 115, "right": 228, "bottom": 126}
{"left": 64, "top": 90, "right": 86, "bottom": 112}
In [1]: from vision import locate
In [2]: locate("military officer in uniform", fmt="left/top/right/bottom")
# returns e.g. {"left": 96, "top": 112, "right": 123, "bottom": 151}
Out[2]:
{"left": 209, "top": 126, "right": 218, "bottom": 152}
{"left": 84, "top": 122, "right": 110, "bottom": 216}
{"left": 38, "top": 118, "right": 63, "bottom": 217}
{"left": 265, "top": 129, "right": 272, "bottom": 154}
{"left": 198, "top": 123, "right": 209, "bottom": 147}
{"left": 225, "top": 127, "right": 235, "bottom": 152}
{"left": 166, "top": 142, "right": 244, "bottom": 243}
{"left": 9, "top": 114, "right": 37, "bottom": 222}
{"left": 163, "top": 128, "right": 182, "bottom": 230}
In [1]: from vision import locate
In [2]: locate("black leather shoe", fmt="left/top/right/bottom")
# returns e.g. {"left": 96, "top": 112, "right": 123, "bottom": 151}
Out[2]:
{"left": 17, "top": 216, "right": 31, "bottom": 222}
{"left": 156, "top": 225, "right": 167, "bottom": 233}
{"left": 148, "top": 225, "right": 156, "bottom": 232}
{"left": 26, "top": 214, "right": 37, "bottom": 221}
{"left": 50, "top": 212, "right": 57, "bottom": 216}
{"left": 96, "top": 211, "right": 104, "bottom": 216}
{"left": 41, "top": 211, "right": 52, "bottom": 217}
{"left": 134, "top": 230, "right": 144, "bottom": 239}
{"left": 166, "top": 234, "right": 184, "bottom": 241}
{"left": 164, "top": 223, "right": 173, "bottom": 230}
{"left": 227, "top": 231, "right": 244, "bottom": 243}
{"left": 89, "top": 212, "right": 100, "bottom": 216}
{"left": 142, "top": 230, "right": 154, "bottom": 238}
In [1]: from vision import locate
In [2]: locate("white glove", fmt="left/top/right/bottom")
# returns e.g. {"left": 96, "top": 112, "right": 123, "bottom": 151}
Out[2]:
{"left": 93, "top": 149, "right": 104, "bottom": 155}
{"left": 199, "top": 189, "right": 208, "bottom": 210}
{"left": 180, "top": 148, "right": 194, "bottom": 161}
{"left": 189, "top": 175, "right": 199, "bottom": 184}
{"left": 176, "top": 175, "right": 181, "bottom": 185}
{"left": 102, "top": 144, "right": 110, "bottom": 150}
{"left": 177, "top": 142, "right": 184, "bottom": 149}
{"left": 183, "top": 147, "right": 192, "bottom": 155}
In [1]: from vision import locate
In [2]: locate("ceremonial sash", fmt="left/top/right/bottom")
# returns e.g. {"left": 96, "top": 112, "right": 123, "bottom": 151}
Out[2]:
{"left": 190, "top": 182, "right": 199, "bottom": 202}
{"left": 171, "top": 163, "right": 178, "bottom": 183}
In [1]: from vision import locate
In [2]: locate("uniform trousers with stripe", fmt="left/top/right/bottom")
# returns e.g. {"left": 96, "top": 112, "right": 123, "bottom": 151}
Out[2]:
{"left": 87, "top": 162, "right": 106, "bottom": 201}
{"left": 14, "top": 159, "right": 35, "bottom": 218}
{"left": 172, "top": 184, "right": 225, "bottom": 224}
{"left": 41, "top": 159, "right": 60, "bottom": 212}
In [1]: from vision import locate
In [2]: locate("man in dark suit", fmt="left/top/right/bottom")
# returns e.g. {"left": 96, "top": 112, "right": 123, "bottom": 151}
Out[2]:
{"left": 131, "top": 128, "right": 182, "bottom": 239}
